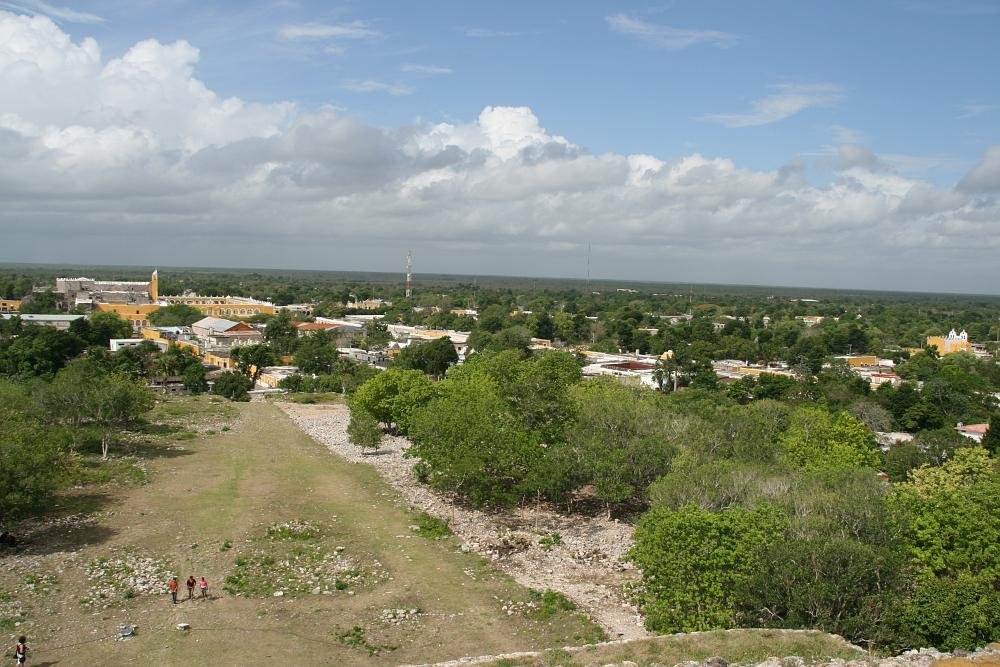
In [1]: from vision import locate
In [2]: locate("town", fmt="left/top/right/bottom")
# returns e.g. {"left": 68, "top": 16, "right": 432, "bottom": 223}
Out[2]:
{"left": 2, "top": 0, "right": 1000, "bottom": 664}
{"left": 2, "top": 270, "right": 999, "bottom": 664}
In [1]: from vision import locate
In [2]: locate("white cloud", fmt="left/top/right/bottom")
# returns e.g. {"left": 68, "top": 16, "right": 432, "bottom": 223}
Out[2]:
{"left": 278, "top": 20, "right": 381, "bottom": 41}
{"left": 958, "top": 145, "right": 1000, "bottom": 192}
{"left": 0, "top": 11, "right": 998, "bottom": 291}
{"left": 401, "top": 63, "right": 452, "bottom": 75}
{"left": 606, "top": 14, "right": 739, "bottom": 50}
{"left": 1, "top": 0, "right": 103, "bottom": 23}
{"left": 699, "top": 83, "right": 844, "bottom": 127}
{"left": 342, "top": 79, "right": 413, "bottom": 96}
{"left": 0, "top": 11, "right": 292, "bottom": 151}
{"left": 957, "top": 103, "right": 999, "bottom": 119}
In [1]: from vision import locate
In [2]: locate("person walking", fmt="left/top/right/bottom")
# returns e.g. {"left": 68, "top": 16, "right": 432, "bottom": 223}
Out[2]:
{"left": 168, "top": 576, "right": 179, "bottom": 604}
{"left": 14, "top": 635, "right": 27, "bottom": 666}
{"left": 186, "top": 576, "right": 196, "bottom": 600}
{"left": 199, "top": 576, "right": 208, "bottom": 598}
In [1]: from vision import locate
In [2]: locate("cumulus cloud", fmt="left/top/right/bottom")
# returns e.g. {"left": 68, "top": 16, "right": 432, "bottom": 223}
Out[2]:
{"left": 700, "top": 83, "right": 844, "bottom": 127}
{"left": 958, "top": 145, "right": 1000, "bottom": 192}
{"left": 834, "top": 144, "right": 891, "bottom": 172}
{"left": 0, "top": 10, "right": 998, "bottom": 290}
{"left": 606, "top": 14, "right": 739, "bottom": 50}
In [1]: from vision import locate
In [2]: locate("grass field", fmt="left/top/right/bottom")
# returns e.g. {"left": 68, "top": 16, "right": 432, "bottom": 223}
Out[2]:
{"left": 1, "top": 397, "right": 602, "bottom": 665}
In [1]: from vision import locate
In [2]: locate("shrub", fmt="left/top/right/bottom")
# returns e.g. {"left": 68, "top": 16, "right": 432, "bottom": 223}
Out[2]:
{"left": 412, "top": 512, "right": 452, "bottom": 539}
{"left": 212, "top": 371, "right": 252, "bottom": 401}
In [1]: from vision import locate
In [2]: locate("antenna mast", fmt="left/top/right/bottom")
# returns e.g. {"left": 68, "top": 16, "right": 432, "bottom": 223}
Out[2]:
{"left": 405, "top": 250, "right": 413, "bottom": 299}
{"left": 586, "top": 244, "right": 591, "bottom": 287}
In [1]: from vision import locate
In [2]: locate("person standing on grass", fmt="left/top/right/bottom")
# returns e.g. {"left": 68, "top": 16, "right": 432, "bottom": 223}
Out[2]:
{"left": 186, "top": 576, "right": 196, "bottom": 600}
{"left": 168, "top": 576, "right": 179, "bottom": 604}
{"left": 14, "top": 635, "right": 27, "bottom": 666}
{"left": 199, "top": 576, "right": 208, "bottom": 598}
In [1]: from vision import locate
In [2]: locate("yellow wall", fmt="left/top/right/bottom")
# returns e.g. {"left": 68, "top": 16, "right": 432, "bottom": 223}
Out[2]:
{"left": 0, "top": 299, "right": 20, "bottom": 314}
{"left": 203, "top": 351, "right": 235, "bottom": 370}
{"left": 96, "top": 302, "right": 161, "bottom": 328}
{"left": 140, "top": 327, "right": 200, "bottom": 354}
{"left": 926, "top": 336, "right": 972, "bottom": 356}
{"left": 161, "top": 296, "right": 275, "bottom": 317}
{"left": 839, "top": 355, "right": 878, "bottom": 367}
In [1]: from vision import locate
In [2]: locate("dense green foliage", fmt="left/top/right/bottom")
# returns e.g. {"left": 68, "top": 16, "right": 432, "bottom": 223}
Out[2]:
{"left": 393, "top": 337, "right": 458, "bottom": 377}
{"left": 212, "top": 371, "right": 253, "bottom": 401}
{"left": 630, "top": 504, "right": 786, "bottom": 632}
{"left": 0, "top": 357, "right": 156, "bottom": 524}
{"left": 147, "top": 303, "right": 204, "bottom": 327}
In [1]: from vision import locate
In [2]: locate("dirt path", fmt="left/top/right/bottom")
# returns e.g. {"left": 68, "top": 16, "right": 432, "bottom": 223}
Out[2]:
{"left": 2, "top": 399, "right": 603, "bottom": 665}
{"left": 279, "top": 401, "right": 651, "bottom": 641}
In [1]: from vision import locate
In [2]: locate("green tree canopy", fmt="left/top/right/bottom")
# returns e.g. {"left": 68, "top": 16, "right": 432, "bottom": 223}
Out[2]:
{"left": 780, "top": 407, "right": 880, "bottom": 472}
{"left": 148, "top": 303, "right": 204, "bottom": 327}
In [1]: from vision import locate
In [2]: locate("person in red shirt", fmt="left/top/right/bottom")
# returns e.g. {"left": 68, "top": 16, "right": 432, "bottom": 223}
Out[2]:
{"left": 168, "top": 576, "right": 179, "bottom": 604}
{"left": 14, "top": 636, "right": 27, "bottom": 666}
{"left": 186, "top": 576, "right": 196, "bottom": 600}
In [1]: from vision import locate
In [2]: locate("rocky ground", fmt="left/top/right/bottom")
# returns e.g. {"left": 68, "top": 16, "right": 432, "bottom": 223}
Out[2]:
{"left": 402, "top": 637, "right": 1000, "bottom": 667}
{"left": 280, "top": 402, "right": 649, "bottom": 641}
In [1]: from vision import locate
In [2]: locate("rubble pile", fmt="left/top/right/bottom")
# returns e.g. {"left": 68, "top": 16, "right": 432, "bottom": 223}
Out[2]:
{"left": 379, "top": 607, "right": 422, "bottom": 625}
{"left": 81, "top": 548, "right": 172, "bottom": 608}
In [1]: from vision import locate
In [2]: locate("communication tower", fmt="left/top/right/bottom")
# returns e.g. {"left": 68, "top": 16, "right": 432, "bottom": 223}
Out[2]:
{"left": 405, "top": 251, "right": 413, "bottom": 299}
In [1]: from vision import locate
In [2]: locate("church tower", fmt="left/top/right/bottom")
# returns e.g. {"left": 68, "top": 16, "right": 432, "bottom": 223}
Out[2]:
{"left": 150, "top": 270, "right": 159, "bottom": 301}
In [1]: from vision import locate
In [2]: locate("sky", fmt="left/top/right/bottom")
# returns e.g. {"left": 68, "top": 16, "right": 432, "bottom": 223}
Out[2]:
{"left": 0, "top": 1, "right": 999, "bottom": 293}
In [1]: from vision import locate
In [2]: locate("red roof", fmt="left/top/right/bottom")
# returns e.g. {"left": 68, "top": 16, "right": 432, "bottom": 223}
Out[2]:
{"left": 957, "top": 423, "right": 989, "bottom": 435}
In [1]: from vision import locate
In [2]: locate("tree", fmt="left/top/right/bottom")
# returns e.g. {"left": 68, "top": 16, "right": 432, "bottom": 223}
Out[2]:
{"left": 263, "top": 311, "right": 299, "bottom": 356}
{"left": 743, "top": 535, "right": 904, "bottom": 644}
{"left": 348, "top": 369, "right": 435, "bottom": 433}
{"left": 980, "top": 414, "right": 999, "bottom": 456}
{"left": 407, "top": 373, "right": 554, "bottom": 507}
{"left": 229, "top": 343, "right": 277, "bottom": 384}
{"left": 629, "top": 504, "right": 786, "bottom": 633}
{"left": 18, "top": 290, "right": 61, "bottom": 314}
{"left": 887, "top": 449, "right": 1000, "bottom": 651}
{"left": 182, "top": 363, "right": 208, "bottom": 394}
{"left": 148, "top": 304, "right": 204, "bottom": 327}
{"left": 847, "top": 399, "right": 894, "bottom": 433}
{"left": 567, "top": 379, "right": 678, "bottom": 508}
{"left": 362, "top": 319, "right": 391, "bottom": 349}
{"left": 293, "top": 333, "right": 339, "bottom": 375}
{"left": 87, "top": 311, "right": 133, "bottom": 346}
{"left": 780, "top": 408, "right": 880, "bottom": 472}
{"left": 532, "top": 312, "right": 555, "bottom": 340}
{"left": 213, "top": 371, "right": 252, "bottom": 401}
{"left": 89, "top": 373, "right": 155, "bottom": 459}
{"left": 394, "top": 337, "right": 458, "bottom": 377}
{"left": 0, "top": 325, "right": 85, "bottom": 378}
{"left": 347, "top": 409, "right": 382, "bottom": 454}
{"left": 0, "top": 419, "right": 64, "bottom": 526}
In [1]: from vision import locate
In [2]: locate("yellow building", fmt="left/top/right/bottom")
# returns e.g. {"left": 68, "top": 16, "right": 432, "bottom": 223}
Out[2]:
{"left": 926, "top": 329, "right": 972, "bottom": 356}
{"left": 96, "top": 302, "right": 162, "bottom": 329}
{"left": 161, "top": 295, "right": 275, "bottom": 318}
{"left": 0, "top": 299, "right": 20, "bottom": 314}
{"left": 833, "top": 355, "right": 879, "bottom": 367}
